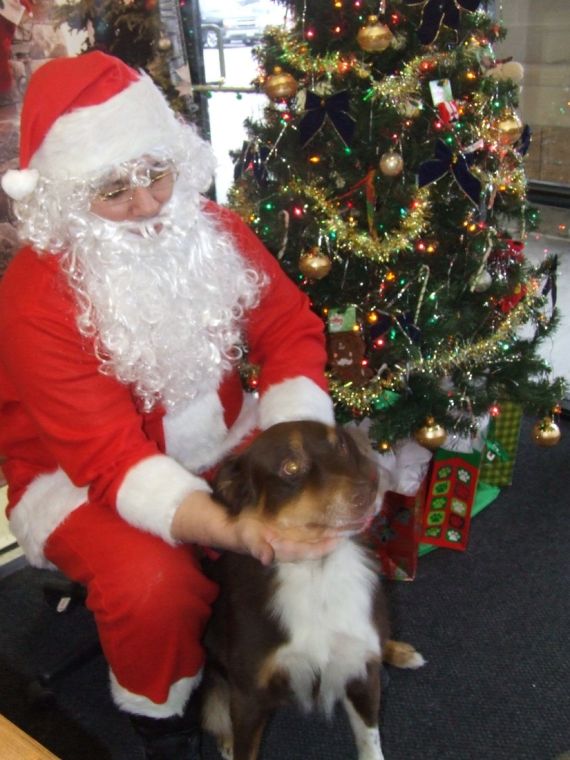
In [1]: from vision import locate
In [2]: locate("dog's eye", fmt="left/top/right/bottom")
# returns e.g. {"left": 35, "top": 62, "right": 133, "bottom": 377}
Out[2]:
{"left": 280, "top": 458, "right": 302, "bottom": 477}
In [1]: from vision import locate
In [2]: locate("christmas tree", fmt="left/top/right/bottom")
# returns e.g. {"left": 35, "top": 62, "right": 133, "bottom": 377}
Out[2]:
{"left": 229, "top": 0, "right": 566, "bottom": 449}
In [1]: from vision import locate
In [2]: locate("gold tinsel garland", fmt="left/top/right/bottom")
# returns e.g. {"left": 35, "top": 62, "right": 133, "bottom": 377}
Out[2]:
{"left": 266, "top": 27, "right": 452, "bottom": 106}
{"left": 328, "top": 285, "right": 539, "bottom": 414}
{"left": 367, "top": 53, "right": 451, "bottom": 104}
{"left": 229, "top": 181, "right": 431, "bottom": 264}
{"left": 266, "top": 28, "right": 344, "bottom": 76}
{"left": 287, "top": 179, "right": 432, "bottom": 263}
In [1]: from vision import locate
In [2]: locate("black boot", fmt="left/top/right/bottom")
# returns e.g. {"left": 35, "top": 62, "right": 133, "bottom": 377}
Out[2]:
{"left": 130, "top": 713, "right": 202, "bottom": 760}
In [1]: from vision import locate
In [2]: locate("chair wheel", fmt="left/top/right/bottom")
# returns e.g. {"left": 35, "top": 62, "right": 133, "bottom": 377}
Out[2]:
{"left": 27, "top": 680, "right": 57, "bottom": 708}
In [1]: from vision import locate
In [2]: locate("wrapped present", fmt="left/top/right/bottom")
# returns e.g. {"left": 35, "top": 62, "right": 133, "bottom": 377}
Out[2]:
{"left": 362, "top": 435, "right": 432, "bottom": 580}
{"left": 480, "top": 401, "right": 523, "bottom": 487}
{"left": 419, "top": 427, "right": 487, "bottom": 552}
{"left": 418, "top": 479, "right": 500, "bottom": 557}
{"left": 437, "top": 100, "right": 459, "bottom": 124}
{"left": 367, "top": 477, "right": 429, "bottom": 580}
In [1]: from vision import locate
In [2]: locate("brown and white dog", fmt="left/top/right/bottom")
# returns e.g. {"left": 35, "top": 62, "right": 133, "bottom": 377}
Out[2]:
{"left": 201, "top": 420, "right": 425, "bottom": 760}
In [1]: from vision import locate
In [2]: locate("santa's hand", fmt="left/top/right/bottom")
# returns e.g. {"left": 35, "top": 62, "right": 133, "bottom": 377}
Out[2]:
{"left": 232, "top": 513, "right": 341, "bottom": 565}
{"left": 171, "top": 491, "right": 341, "bottom": 565}
{"left": 267, "top": 535, "right": 341, "bottom": 563}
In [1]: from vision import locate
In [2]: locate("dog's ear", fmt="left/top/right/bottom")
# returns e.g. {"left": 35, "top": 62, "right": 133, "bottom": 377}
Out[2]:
{"left": 212, "top": 455, "right": 257, "bottom": 516}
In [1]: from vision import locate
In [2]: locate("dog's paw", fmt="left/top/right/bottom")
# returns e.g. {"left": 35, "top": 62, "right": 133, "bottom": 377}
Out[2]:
{"left": 383, "top": 639, "right": 427, "bottom": 669}
{"left": 217, "top": 739, "right": 234, "bottom": 760}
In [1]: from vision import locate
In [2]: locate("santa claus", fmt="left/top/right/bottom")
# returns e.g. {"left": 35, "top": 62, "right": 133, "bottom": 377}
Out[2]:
{"left": 0, "top": 52, "right": 337, "bottom": 758}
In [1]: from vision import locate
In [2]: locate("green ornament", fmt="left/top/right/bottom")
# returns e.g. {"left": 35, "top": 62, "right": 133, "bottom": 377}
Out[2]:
{"left": 372, "top": 390, "right": 400, "bottom": 411}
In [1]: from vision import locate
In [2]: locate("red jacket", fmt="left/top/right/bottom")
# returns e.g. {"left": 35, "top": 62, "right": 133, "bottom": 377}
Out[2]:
{"left": 0, "top": 203, "right": 333, "bottom": 566}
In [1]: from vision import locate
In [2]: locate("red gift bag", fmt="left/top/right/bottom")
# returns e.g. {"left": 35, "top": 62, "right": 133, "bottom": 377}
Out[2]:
{"left": 419, "top": 447, "right": 482, "bottom": 551}
{"left": 365, "top": 475, "right": 428, "bottom": 581}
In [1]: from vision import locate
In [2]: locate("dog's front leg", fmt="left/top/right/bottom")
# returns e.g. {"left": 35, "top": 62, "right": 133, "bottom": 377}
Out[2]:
{"left": 230, "top": 686, "right": 270, "bottom": 760}
{"left": 343, "top": 661, "right": 384, "bottom": 760}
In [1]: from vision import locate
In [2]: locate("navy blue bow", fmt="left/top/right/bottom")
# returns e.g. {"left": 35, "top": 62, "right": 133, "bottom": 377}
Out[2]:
{"left": 542, "top": 254, "right": 558, "bottom": 310}
{"left": 418, "top": 139, "right": 482, "bottom": 206}
{"left": 403, "top": 0, "right": 481, "bottom": 44}
{"left": 233, "top": 142, "right": 270, "bottom": 186}
{"left": 299, "top": 90, "right": 355, "bottom": 148}
{"left": 515, "top": 124, "right": 532, "bottom": 156}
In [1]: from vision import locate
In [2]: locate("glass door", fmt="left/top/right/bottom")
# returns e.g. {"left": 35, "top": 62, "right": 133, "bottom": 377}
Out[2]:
{"left": 492, "top": 0, "right": 570, "bottom": 402}
{"left": 180, "top": 0, "right": 288, "bottom": 201}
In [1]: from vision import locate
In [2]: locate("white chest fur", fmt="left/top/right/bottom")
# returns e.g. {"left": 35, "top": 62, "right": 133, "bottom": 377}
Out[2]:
{"left": 268, "top": 540, "right": 381, "bottom": 714}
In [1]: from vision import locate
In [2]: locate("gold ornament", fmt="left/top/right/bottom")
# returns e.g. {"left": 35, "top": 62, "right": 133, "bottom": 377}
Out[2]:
{"left": 491, "top": 111, "right": 524, "bottom": 146}
{"left": 414, "top": 417, "right": 447, "bottom": 450}
{"left": 532, "top": 417, "right": 561, "bottom": 447}
{"left": 299, "top": 246, "right": 332, "bottom": 279}
{"left": 263, "top": 67, "right": 298, "bottom": 101}
{"left": 379, "top": 150, "right": 404, "bottom": 176}
{"left": 157, "top": 36, "right": 172, "bottom": 52}
{"left": 357, "top": 16, "right": 394, "bottom": 53}
{"left": 377, "top": 440, "right": 392, "bottom": 453}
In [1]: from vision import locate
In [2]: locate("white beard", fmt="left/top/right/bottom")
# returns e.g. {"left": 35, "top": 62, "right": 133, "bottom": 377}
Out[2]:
{"left": 60, "top": 183, "right": 263, "bottom": 412}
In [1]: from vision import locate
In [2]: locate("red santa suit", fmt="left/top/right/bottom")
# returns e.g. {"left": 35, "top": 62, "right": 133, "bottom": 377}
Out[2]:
{"left": 0, "top": 53, "right": 334, "bottom": 718}
{"left": 0, "top": 203, "right": 333, "bottom": 715}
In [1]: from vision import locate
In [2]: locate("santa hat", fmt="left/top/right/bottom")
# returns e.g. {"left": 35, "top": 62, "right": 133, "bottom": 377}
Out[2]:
{"left": 1, "top": 52, "right": 182, "bottom": 201}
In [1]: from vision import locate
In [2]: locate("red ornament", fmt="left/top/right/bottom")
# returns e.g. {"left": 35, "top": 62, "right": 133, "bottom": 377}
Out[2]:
{"left": 489, "top": 403, "right": 501, "bottom": 417}
{"left": 506, "top": 239, "right": 525, "bottom": 261}
{"left": 419, "top": 59, "right": 437, "bottom": 74}
{"left": 498, "top": 283, "right": 527, "bottom": 314}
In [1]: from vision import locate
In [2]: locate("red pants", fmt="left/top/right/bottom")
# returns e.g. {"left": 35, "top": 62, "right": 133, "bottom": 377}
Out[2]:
{"left": 44, "top": 500, "right": 219, "bottom": 714}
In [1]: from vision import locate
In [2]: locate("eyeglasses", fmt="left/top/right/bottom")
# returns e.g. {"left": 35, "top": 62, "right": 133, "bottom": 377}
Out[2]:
{"left": 93, "top": 161, "right": 178, "bottom": 208}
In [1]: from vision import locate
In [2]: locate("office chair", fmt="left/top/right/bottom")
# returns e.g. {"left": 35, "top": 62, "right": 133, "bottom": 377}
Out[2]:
{"left": 28, "top": 575, "right": 102, "bottom": 706}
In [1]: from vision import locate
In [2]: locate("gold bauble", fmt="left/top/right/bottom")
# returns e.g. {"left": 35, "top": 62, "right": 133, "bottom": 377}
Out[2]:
{"left": 263, "top": 67, "right": 298, "bottom": 101}
{"left": 379, "top": 150, "right": 404, "bottom": 176}
{"left": 157, "top": 36, "right": 172, "bottom": 51}
{"left": 299, "top": 247, "right": 332, "bottom": 280}
{"left": 491, "top": 111, "right": 524, "bottom": 146}
{"left": 414, "top": 417, "right": 447, "bottom": 451}
{"left": 532, "top": 417, "right": 561, "bottom": 447}
{"left": 357, "top": 16, "right": 394, "bottom": 53}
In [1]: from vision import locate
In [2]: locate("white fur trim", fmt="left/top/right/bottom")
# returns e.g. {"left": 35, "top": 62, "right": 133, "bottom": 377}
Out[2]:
{"left": 1, "top": 168, "right": 39, "bottom": 200}
{"left": 8, "top": 469, "right": 88, "bottom": 568}
{"left": 163, "top": 390, "right": 259, "bottom": 472}
{"left": 109, "top": 670, "right": 202, "bottom": 718}
{"left": 218, "top": 390, "right": 259, "bottom": 457}
{"left": 163, "top": 391, "right": 228, "bottom": 471}
{"left": 259, "top": 377, "right": 334, "bottom": 429}
{"left": 30, "top": 76, "right": 182, "bottom": 181}
{"left": 116, "top": 455, "right": 210, "bottom": 544}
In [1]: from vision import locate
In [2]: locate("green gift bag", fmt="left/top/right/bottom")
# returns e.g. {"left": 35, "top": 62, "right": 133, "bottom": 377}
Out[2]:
{"left": 480, "top": 401, "right": 523, "bottom": 487}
